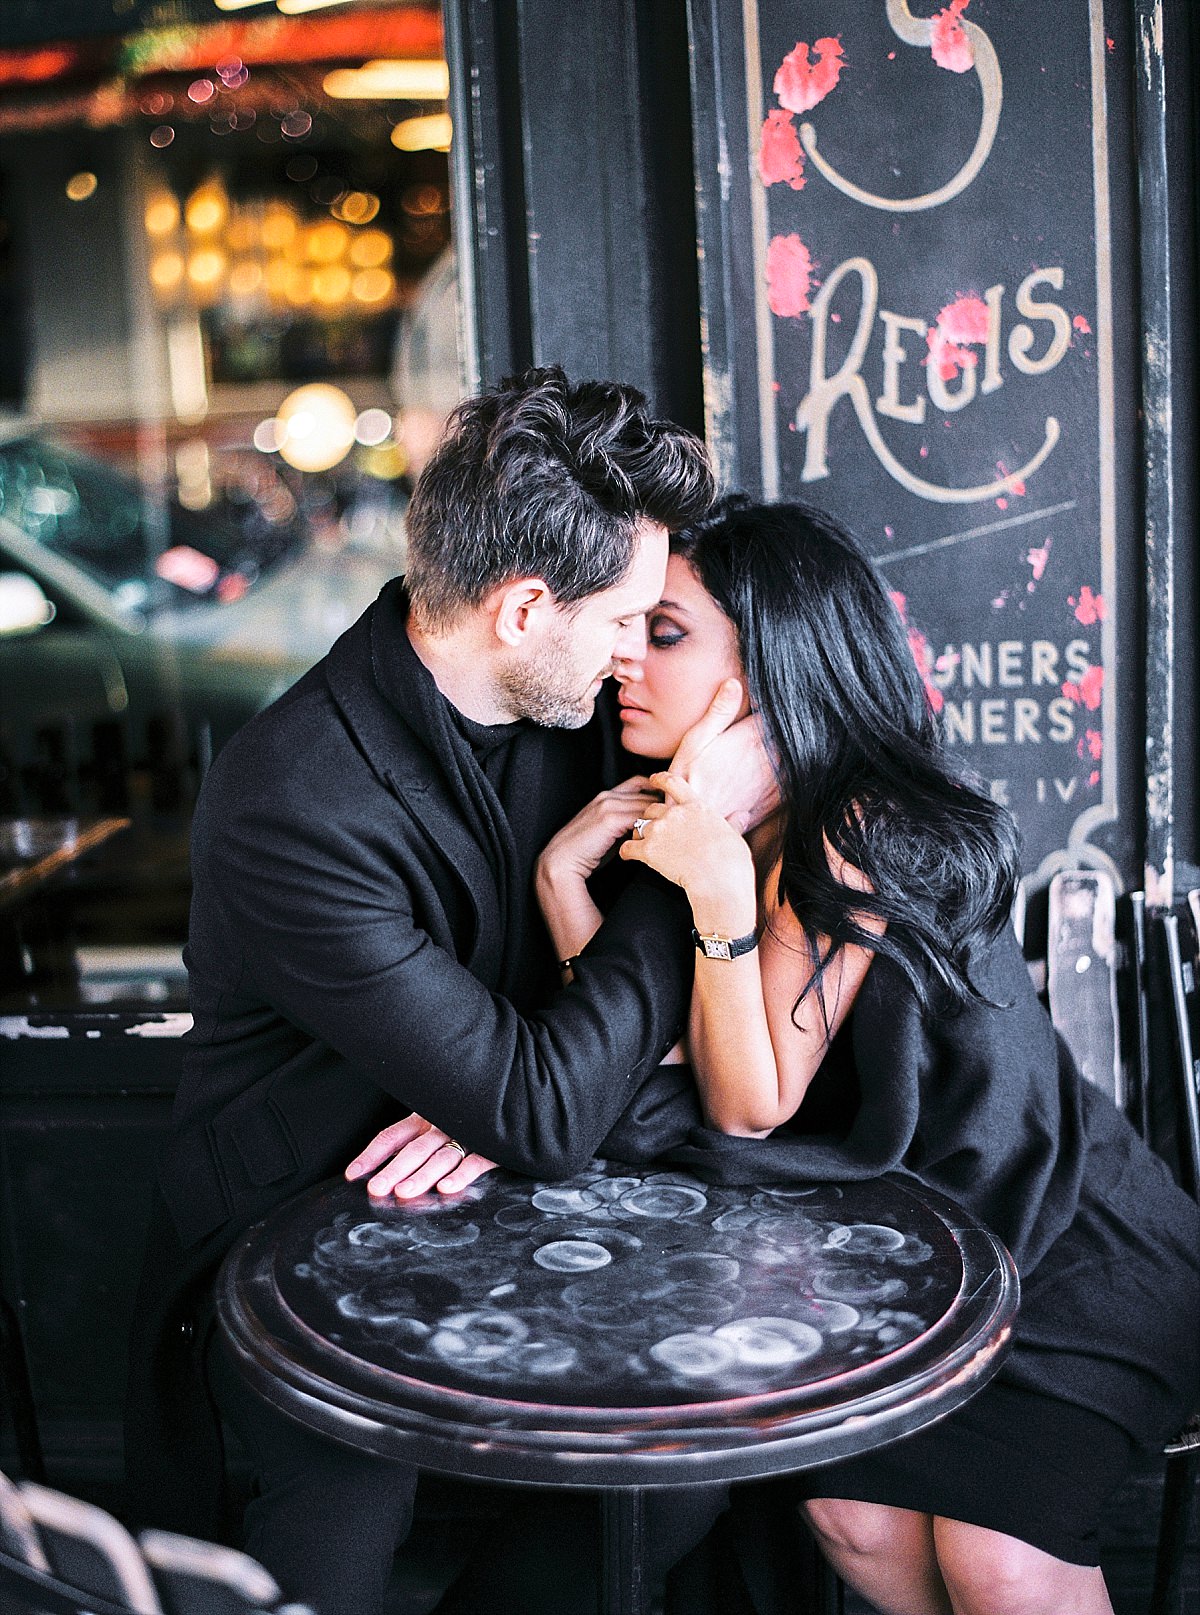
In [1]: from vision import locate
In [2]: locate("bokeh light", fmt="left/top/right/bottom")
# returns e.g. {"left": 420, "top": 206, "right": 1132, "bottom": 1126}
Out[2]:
{"left": 185, "top": 183, "right": 228, "bottom": 234}
{"left": 144, "top": 191, "right": 180, "bottom": 235}
{"left": 351, "top": 267, "right": 394, "bottom": 305}
{"left": 323, "top": 60, "right": 450, "bottom": 99}
{"left": 332, "top": 191, "right": 380, "bottom": 225}
{"left": 307, "top": 220, "right": 349, "bottom": 263}
{"left": 186, "top": 247, "right": 227, "bottom": 289}
{"left": 312, "top": 265, "right": 352, "bottom": 305}
{"left": 149, "top": 251, "right": 185, "bottom": 292}
{"left": 349, "top": 229, "right": 391, "bottom": 269}
{"left": 391, "top": 114, "right": 452, "bottom": 153}
{"left": 253, "top": 417, "right": 286, "bottom": 453}
{"left": 275, "top": 384, "right": 358, "bottom": 472}
{"left": 354, "top": 408, "right": 393, "bottom": 446}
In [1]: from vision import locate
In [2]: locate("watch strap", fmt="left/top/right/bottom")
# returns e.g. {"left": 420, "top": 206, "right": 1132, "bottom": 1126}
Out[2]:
{"left": 692, "top": 926, "right": 759, "bottom": 961}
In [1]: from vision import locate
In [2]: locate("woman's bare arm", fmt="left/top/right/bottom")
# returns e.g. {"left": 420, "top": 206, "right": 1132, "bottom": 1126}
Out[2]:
{"left": 623, "top": 777, "right": 881, "bottom": 1135}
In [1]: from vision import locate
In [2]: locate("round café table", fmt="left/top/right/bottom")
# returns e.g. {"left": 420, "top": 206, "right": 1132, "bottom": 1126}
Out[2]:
{"left": 217, "top": 1162, "right": 1018, "bottom": 1615}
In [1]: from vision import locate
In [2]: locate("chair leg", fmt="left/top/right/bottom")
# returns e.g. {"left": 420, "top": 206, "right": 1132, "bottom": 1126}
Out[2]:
{"left": 1149, "top": 1449, "right": 1199, "bottom": 1615}
{"left": 0, "top": 1296, "right": 46, "bottom": 1484}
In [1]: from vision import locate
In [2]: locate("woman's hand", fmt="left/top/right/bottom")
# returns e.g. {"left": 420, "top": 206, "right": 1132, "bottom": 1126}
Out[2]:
{"left": 536, "top": 777, "right": 660, "bottom": 965}
{"left": 619, "top": 771, "right": 757, "bottom": 935}
{"left": 536, "top": 776, "right": 659, "bottom": 886}
{"left": 345, "top": 1113, "right": 497, "bottom": 1199}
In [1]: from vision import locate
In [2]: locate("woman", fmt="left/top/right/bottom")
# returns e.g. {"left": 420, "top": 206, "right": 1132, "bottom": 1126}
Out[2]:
{"left": 535, "top": 496, "right": 1200, "bottom": 1615}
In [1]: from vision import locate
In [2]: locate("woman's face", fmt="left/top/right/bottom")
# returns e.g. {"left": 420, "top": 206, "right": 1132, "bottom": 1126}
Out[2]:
{"left": 616, "top": 553, "right": 749, "bottom": 760}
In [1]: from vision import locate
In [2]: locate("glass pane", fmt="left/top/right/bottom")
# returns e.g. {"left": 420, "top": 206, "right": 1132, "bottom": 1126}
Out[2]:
{"left": 0, "top": 3, "right": 464, "bottom": 1011}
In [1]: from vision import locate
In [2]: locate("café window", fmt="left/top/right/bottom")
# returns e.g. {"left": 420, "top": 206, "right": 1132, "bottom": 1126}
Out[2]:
{"left": 0, "top": 1, "right": 464, "bottom": 1013}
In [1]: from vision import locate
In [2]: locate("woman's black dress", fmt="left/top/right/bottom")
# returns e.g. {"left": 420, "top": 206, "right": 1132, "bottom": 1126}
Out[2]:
{"left": 660, "top": 924, "right": 1200, "bottom": 1563}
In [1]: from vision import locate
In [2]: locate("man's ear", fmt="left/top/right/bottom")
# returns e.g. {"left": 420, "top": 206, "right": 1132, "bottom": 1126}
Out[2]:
{"left": 490, "top": 577, "right": 555, "bottom": 648}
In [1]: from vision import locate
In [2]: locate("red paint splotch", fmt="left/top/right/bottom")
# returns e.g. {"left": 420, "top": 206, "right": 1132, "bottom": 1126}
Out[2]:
{"left": 766, "top": 234, "right": 816, "bottom": 317}
{"left": 1069, "top": 585, "right": 1106, "bottom": 625}
{"left": 931, "top": 0, "right": 973, "bottom": 73}
{"left": 926, "top": 293, "right": 988, "bottom": 380}
{"left": 774, "top": 36, "right": 845, "bottom": 114}
{"left": 1072, "top": 313, "right": 1092, "bottom": 335}
{"left": 1026, "top": 540, "right": 1052, "bottom": 581}
{"left": 759, "top": 109, "right": 805, "bottom": 189}
{"left": 994, "top": 461, "right": 1025, "bottom": 511}
{"left": 1076, "top": 728, "right": 1103, "bottom": 762}
{"left": 890, "top": 590, "right": 945, "bottom": 713}
{"left": 1088, "top": 769, "right": 1101, "bottom": 787}
{"left": 1062, "top": 664, "right": 1104, "bottom": 711}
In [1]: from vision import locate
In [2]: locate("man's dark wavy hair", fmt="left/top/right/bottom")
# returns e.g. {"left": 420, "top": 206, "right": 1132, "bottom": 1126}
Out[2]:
{"left": 672, "top": 496, "right": 1021, "bottom": 1014}
{"left": 404, "top": 365, "right": 715, "bottom": 628}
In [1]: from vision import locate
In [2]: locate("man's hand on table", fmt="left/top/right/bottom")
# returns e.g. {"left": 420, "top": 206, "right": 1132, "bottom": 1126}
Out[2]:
{"left": 345, "top": 1113, "right": 498, "bottom": 1199}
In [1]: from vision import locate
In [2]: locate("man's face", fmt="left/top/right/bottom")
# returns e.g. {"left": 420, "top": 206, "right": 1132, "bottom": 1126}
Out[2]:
{"left": 498, "top": 518, "right": 669, "bottom": 729}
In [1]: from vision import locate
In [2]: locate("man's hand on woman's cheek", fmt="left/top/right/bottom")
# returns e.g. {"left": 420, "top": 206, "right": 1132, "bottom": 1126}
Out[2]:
{"left": 345, "top": 1113, "right": 498, "bottom": 1199}
{"left": 670, "top": 680, "right": 780, "bottom": 832}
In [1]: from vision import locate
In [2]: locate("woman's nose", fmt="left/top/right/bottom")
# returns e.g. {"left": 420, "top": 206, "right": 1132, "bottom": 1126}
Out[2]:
{"left": 614, "top": 656, "right": 643, "bottom": 684}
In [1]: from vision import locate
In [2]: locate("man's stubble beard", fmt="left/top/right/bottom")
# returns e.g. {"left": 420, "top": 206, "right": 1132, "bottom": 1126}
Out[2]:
{"left": 496, "top": 630, "right": 606, "bottom": 730}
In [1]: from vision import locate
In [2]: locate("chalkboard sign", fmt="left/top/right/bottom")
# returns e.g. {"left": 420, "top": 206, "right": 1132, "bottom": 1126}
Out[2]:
{"left": 688, "top": 0, "right": 1129, "bottom": 879}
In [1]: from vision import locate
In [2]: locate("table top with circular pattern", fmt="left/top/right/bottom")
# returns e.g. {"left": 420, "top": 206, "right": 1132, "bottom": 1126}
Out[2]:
{"left": 217, "top": 1162, "right": 1017, "bottom": 1487}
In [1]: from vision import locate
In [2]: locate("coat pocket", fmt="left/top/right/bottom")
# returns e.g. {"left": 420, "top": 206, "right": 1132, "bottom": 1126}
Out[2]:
{"left": 213, "top": 1094, "right": 301, "bottom": 1189}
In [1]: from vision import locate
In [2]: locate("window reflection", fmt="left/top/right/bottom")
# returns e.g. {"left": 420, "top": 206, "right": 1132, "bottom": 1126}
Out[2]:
{"left": 0, "top": 4, "right": 463, "bottom": 1011}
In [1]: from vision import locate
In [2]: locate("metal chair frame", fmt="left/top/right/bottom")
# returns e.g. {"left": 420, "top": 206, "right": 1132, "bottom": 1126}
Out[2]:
{"left": 1052, "top": 873, "right": 1199, "bottom": 1615}
{"left": 0, "top": 1463, "right": 313, "bottom": 1615}
{"left": 1148, "top": 895, "right": 1200, "bottom": 1615}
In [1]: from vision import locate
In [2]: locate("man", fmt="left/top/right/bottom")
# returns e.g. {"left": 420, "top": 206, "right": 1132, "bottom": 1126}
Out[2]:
{"left": 126, "top": 366, "right": 765, "bottom": 1615}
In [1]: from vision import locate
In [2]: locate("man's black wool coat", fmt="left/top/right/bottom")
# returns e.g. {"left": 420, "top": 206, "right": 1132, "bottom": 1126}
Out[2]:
{"left": 125, "top": 580, "right": 697, "bottom": 1533}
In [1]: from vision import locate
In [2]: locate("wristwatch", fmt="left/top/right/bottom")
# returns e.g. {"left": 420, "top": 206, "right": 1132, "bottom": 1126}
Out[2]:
{"left": 692, "top": 926, "right": 759, "bottom": 961}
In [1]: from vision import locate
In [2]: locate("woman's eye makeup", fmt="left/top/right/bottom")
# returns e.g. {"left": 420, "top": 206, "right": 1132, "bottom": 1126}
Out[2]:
{"left": 648, "top": 614, "right": 686, "bottom": 647}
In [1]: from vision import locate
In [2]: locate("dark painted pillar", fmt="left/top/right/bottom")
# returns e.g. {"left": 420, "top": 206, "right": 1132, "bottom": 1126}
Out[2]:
{"left": 446, "top": 0, "right": 704, "bottom": 429}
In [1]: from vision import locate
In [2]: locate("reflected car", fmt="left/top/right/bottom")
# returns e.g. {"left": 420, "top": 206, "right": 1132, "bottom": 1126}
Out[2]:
{"left": 0, "top": 433, "right": 401, "bottom": 812}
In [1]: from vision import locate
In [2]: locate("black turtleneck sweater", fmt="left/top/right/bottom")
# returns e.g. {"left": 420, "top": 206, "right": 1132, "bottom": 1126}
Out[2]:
{"left": 447, "top": 706, "right": 603, "bottom": 1012}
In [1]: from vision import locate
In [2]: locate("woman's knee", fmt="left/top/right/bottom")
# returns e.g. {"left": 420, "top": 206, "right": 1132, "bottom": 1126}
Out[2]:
{"left": 933, "top": 1517, "right": 1108, "bottom": 1615}
{"left": 803, "top": 1496, "right": 917, "bottom": 1560}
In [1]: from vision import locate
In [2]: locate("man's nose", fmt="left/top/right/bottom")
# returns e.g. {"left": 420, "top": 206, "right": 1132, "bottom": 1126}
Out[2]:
{"left": 614, "top": 616, "right": 648, "bottom": 664}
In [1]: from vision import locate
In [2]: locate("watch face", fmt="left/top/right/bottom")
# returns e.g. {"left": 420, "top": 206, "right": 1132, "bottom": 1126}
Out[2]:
{"left": 702, "top": 938, "right": 733, "bottom": 961}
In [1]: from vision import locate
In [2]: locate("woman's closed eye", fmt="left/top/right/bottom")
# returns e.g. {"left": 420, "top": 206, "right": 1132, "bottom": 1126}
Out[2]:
{"left": 648, "top": 614, "right": 686, "bottom": 648}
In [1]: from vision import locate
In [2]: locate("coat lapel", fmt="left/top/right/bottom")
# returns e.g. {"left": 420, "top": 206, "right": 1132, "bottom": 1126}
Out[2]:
{"left": 324, "top": 593, "right": 506, "bottom": 984}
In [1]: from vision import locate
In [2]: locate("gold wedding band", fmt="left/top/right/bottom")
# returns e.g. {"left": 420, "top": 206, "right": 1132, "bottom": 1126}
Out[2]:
{"left": 443, "top": 1138, "right": 467, "bottom": 1161}
{"left": 632, "top": 818, "right": 650, "bottom": 839}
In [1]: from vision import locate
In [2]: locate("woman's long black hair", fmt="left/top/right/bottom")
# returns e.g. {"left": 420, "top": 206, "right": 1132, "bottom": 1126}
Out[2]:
{"left": 672, "top": 496, "right": 1020, "bottom": 1013}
